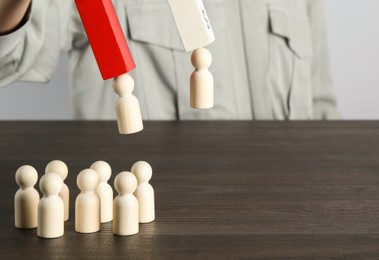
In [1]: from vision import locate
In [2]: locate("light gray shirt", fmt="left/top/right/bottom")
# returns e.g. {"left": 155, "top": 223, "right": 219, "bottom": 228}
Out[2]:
{"left": 0, "top": 0, "right": 339, "bottom": 120}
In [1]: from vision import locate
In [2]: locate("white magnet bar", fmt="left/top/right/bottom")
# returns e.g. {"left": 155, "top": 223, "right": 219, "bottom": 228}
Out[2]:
{"left": 167, "top": 0, "right": 215, "bottom": 52}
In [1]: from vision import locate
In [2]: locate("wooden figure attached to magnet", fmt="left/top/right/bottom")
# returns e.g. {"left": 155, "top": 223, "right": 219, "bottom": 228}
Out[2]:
{"left": 74, "top": 0, "right": 143, "bottom": 134}
{"left": 167, "top": 0, "right": 215, "bottom": 109}
{"left": 112, "top": 74, "right": 143, "bottom": 134}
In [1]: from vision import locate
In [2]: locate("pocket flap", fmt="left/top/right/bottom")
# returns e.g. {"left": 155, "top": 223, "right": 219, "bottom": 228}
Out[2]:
{"left": 125, "top": 1, "right": 187, "bottom": 51}
{"left": 268, "top": 4, "right": 313, "bottom": 58}
{"left": 125, "top": 0, "right": 224, "bottom": 51}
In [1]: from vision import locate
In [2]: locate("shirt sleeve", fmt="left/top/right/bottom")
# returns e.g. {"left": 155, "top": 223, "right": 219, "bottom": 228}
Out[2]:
{"left": 308, "top": 0, "right": 341, "bottom": 119}
{"left": 0, "top": 3, "right": 31, "bottom": 59}
{"left": 0, "top": 0, "right": 70, "bottom": 87}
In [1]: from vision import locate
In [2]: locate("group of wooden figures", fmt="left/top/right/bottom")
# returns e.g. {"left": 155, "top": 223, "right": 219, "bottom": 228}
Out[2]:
{"left": 14, "top": 160, "right": 155, "bottom": 238}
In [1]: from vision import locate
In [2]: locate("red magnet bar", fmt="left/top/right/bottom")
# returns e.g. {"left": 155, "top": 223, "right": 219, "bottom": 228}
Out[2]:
{"left": 75, "top": 0, "right": 136, "bottom": 80}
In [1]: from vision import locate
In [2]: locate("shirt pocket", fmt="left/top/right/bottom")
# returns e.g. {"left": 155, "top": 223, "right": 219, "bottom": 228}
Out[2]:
{"left": 267, "top": 3, "right": 313, "bottom": 119}
{"left": 124, "top": 0, "right": 225, "bottom": 51}
{"left": 268, "top": 4, "right": 313, "bottom": 58}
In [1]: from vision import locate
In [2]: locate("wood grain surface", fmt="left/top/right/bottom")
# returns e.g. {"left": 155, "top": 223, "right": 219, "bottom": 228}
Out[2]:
{"left": 1, "top": 121, "right": 379, "bottom": 259}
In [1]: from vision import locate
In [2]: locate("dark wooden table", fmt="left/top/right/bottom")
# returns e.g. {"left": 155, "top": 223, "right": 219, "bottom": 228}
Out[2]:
{"left": 1, "top": 121, "right": 379, "bottom": 259}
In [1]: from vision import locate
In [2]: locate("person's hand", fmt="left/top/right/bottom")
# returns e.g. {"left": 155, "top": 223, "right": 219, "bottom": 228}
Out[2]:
{"left": 0, "top": 0, "right": 31, "bottom": 35}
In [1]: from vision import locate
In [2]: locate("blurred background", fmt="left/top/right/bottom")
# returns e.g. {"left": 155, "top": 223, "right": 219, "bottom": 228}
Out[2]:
{"left": 0, "top": 0, "right": 378, "bottom": 120}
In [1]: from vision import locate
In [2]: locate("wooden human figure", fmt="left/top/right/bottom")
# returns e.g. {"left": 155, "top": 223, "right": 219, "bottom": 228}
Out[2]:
{"left": 14, "top": 165, "right": 40, "bottom": 229}
{"left": 37, "top": 173, "right": 64, "bottom": 238}
{"left": 75, "top": 169, "right": 100, "bottom": 233}
{"left": 131, "top": 161, "right": 155, "bottom": 223}
{"left": 190, "top": 48, "right": 214, "bottom": 109}
{"left": 45, "top": 160, "right": 69, "bottom": 221}
{"left": 113, "top": 172, "right": 139, "bottom": 236}
{"left": 168, "top": 0, "right": 215, "bottom": 109}
{"left": 112, "top": 73, "right": 143, "bottom": 134}
{"left": 90, "top": 161, "right": 113, "bottom": 223}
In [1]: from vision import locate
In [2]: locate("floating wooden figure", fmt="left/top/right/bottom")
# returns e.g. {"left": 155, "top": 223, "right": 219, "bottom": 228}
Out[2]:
{"left": 112, "top": 74, "right": 143, "bottom": 134}
{"left": 167, "top": 0, "right": 215, "bottom": 109}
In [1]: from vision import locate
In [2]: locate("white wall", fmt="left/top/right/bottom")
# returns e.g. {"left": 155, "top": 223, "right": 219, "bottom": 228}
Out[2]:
{"left": 325, "top": 0, "right": 379, "bottom": 119}
{"left": 0, "top": 55, "right": 71, "bottom": 120}
{"left": 0, "top": 0, "right": 378, "bottom": 120}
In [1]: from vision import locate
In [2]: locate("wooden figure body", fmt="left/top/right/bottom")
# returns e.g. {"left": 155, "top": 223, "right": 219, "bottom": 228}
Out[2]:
{"left": 168, "top": 0, "right": 215, "bottom": 109}
{"left": 113, "top": 73, "right": 143, "bottom": 134}
{"left": 113, "top": 172, "right": 139, "bottom": 236}
{"left": 131, "top": 161, "right": 155, "bottom": 223}
{"left": 37, "top": 173, "right": 64, "bottom": 238}
{"left": 45, "top": 160, "right": 69, "bottom": 221}
{"left": 75, "top": 169, "right": 100, "bottom": 233}
{"left": 90, "top": 161, "right": 113, "bottom": 223}
{"left": 14, "top": 165, "right": 39, "bottom": 229}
